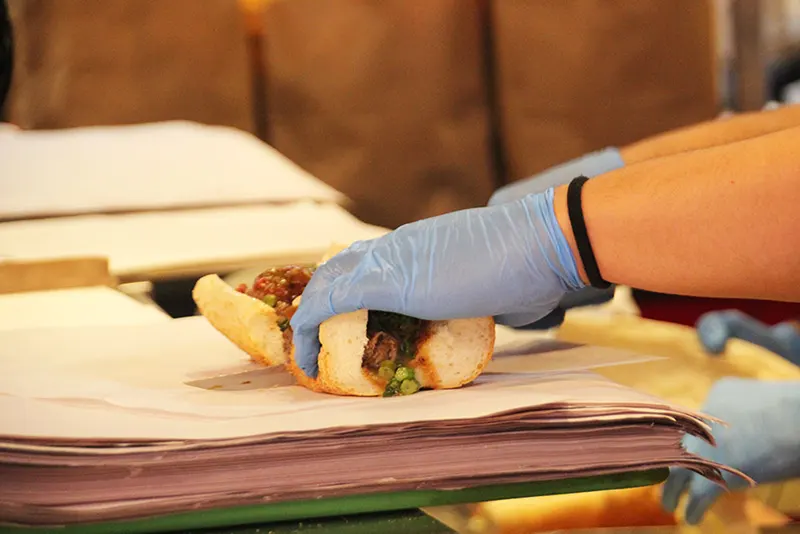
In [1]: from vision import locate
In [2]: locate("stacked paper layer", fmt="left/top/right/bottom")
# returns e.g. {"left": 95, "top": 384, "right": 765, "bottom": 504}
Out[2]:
{"left": 0, "top": 202, "right": 388, "bottom": 281}
{"left": 0, "top": 318, "right": 736, "bottom": 526}
{"left": 0, "top": 121, "right": 343, "bottom": 220}
{"left": 0, "top": 121, "right": 388, "bottom": 281}
{"left": 0, "top": 286, "right": 169, "bottom": 331}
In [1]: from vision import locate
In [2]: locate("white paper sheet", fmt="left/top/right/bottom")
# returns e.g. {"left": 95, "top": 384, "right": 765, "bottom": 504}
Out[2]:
{"left": 0, "top": 317, "right": 673, "bottom": 440}
{"left": 0, "top": 287, "right": 169, "bottom": 331}
{"left": 0, "top": 121, "right": 343, "bottom": 220}
{"left": 490, "top": 324, "right": 661, "bottom": 371}
{"left": 0, "top": 372, "right": 697, "bottom": 442}
{"left": 0, "top": 203, "right": 388, "bottom": 280}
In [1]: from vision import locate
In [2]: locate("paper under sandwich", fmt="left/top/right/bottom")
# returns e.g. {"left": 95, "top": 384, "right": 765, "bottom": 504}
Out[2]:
{"left": 193, "top": 244, "right": 495, "bottom": 397}
{"left": 0, "top": 313, "right": 750, "bottom": 528}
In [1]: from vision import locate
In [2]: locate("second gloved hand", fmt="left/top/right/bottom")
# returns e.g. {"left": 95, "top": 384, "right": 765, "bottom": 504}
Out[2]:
{"left": 291, "top": 188, "right": 585, "bottom": 377}
{"left": 697, "top": 310, "right": 800, "bottom": 366}
{"left": 488, "top": 147, "right": 624, "bottom": 206}
{"left": 662, "top": 378, "right": 800, "bottom": 525}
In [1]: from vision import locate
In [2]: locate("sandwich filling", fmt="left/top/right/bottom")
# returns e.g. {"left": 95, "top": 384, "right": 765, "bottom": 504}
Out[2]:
{"left": 364, "top": 312, "right": 430, "bottom": 397}
{"left": 237, "top": 266, "right": 431, "bottom": 396}
{"left": 236, "top": 266, "right": 315, "bottom": 352}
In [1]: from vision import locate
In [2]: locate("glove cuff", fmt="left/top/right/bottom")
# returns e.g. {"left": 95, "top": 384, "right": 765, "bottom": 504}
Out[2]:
{"left": 530, "top": 188, "right": 586, "bottom": 291}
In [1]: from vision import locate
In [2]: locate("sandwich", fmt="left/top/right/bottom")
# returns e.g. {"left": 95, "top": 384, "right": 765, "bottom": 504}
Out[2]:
{"left": 192, "top": 246, "right": 495, "bottom": 397}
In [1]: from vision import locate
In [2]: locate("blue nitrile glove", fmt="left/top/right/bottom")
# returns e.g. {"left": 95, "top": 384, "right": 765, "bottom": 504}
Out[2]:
{"left": 487, "top": 148, "right": 624, "bottom": 330}
{"left": 487, "top": 147, "right": 624, "bottom": 207}
{"left": 662, "top": 378, "right": 800, "bottom": 525}
{"left": 697, "top": 310, "right": 800, "bottom": 366}
{"left": 291, "top": 188, "right": 585, "bottom": 377}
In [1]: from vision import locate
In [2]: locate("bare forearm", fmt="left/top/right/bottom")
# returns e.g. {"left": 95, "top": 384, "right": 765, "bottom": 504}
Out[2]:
{"left": 620, "top": 104, "right": 800, "bottom": 165}
{"left": 555, "top": 127, "right": 800, "bottom": 301}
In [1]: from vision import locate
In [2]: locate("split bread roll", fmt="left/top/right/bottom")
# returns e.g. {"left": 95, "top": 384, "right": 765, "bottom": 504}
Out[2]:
{"left": 193, "top": 245, "right": 495, "bottom": 397}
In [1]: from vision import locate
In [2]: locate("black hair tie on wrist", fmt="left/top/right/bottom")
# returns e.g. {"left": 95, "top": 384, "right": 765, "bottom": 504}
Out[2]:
{"left": 566, "top": 176, "right": 611, "bottom": 289}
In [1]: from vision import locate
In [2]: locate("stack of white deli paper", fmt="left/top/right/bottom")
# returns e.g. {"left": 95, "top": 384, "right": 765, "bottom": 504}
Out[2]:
{"left": 0, "top": 318, "right": 742, "bottom": 526}
{"left": 0, "top": 122, "right": 388, "bottom": 281}
{"left": 0, "top": 121, "right": 344, "bottom": 220}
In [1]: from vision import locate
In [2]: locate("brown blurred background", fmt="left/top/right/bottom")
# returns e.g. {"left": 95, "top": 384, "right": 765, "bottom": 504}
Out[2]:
{"left": 4, "top": 0, "right": 797, "bottom": 229}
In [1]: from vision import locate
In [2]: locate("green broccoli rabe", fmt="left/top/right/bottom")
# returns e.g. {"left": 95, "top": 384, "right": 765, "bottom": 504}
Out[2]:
{"left": 366, "top": 311, "right": 428, "bottom": 397}
{"left": 382, "top": 365, "right": 420, "bottom": 397}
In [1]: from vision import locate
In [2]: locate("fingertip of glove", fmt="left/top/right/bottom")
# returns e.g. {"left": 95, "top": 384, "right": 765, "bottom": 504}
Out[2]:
{"left": 300, "top": 363, "right": 319, "bottom": 379}
{"left": 696, "top": 315, "right": 730, "bottom": 355}
{"left": 684, "top": 490, "right": 721, "bottom": 525}
{"left": 660, "top": 492, "right": 679, "bottom": 515}
{"left": 661, "top": 468, "right": 692, "bottom": 514}
{"left": 684, "top": 482, "right": 722, "bottom": 526}
{"left": 292, "top": 330, "right": 321, "bottom": 379}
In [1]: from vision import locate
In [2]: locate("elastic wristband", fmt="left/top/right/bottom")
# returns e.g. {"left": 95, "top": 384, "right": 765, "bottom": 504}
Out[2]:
{"left": 566, "top": 176, "right": 611, "bottom": 289}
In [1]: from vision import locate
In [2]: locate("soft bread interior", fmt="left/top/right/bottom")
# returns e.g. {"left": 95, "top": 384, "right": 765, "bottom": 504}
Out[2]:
{"left": 286, "top": 309, "right": 383, "bottom": 396}
{"left": 318, "top": 309, "right": 384, "bottom": 396}
{"left": 414, "top": 317, "right": 496, "bottom": 389}
{"left": 192, "top": 274, "right": 288, "bottom": 366}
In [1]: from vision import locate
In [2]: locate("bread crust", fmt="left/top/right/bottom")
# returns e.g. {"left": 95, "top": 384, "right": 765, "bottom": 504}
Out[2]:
{"left": 285, "top": 309, "right": 384, "bottom": 396}
{"left": 414, "top": 318, "right": 496, "bottom": 389}
{"left": 192, "top": 274, "right": 286, "bottom": 366}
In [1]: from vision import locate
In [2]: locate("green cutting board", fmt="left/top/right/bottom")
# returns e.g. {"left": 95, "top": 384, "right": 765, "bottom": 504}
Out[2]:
{"left": 0, "top": 469, "right": 668, "bottom": 534}
{"left": 190, "top": 511, "right": 450, "bottom": 534}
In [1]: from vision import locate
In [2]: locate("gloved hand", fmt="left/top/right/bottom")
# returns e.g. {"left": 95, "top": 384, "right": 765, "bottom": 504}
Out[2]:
{"left": 662, "top": 378, "right": 800, "bottom": 525}
{"left": 697, "top": 310, "right": 800, "bottom": 366}
{"left": 487, "top": 147, "right": 624, "bottom": 330}
{"left": 487, "top": 147, "right": 624, "bottom": 206}
{"left": 291, "top": 188, "right": 585, "bottom": 377}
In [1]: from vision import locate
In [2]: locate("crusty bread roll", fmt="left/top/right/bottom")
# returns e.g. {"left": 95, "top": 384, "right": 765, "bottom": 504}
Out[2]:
{"left": 192, "top": 245, "right": 496, "bottom": 397}
{"left": 193, "top": 273, "right": 289, "bottom": 367}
